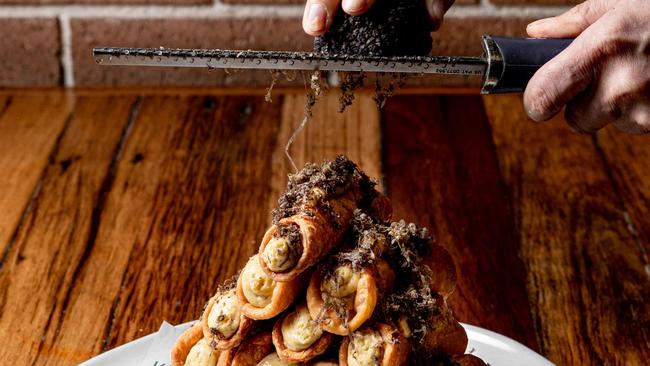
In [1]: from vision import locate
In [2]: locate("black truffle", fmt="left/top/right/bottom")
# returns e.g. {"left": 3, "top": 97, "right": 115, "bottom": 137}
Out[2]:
{"left": 314, "top": 0, "right": 434, "bottom": 56}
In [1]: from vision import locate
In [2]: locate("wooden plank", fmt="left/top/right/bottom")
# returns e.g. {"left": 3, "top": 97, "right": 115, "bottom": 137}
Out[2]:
{"left": 270, "top": 91, "right": 383, "bottom": 208}
{"left": 48, "top": 95, "right": 285, "bottom": 364}
{"left": 483, "top": 95, "right": 650, "bottom": 365}
{"left": 0, "top": 95, "right": 137, "bottom": 366}
{"left": 595, "top": 129, "right": 650, "bottom": 252}
{"left": 381, "top": 95, "right": 539, "bottom": 349}
{"left": 0, "top": 92, "right": 73, "bottom": 256}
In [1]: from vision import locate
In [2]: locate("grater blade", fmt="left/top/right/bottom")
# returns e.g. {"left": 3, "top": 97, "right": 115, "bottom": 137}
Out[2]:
{"left": 93, "top": 47, "right": 487, "bottom": 76}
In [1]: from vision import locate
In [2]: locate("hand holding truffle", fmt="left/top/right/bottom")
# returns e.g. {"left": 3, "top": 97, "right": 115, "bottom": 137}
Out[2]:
{"left": 524, "top": 0, "right": 650, "bottom": 134}
{"left": 302, "top": 0, "right": 455, "bottom": 35}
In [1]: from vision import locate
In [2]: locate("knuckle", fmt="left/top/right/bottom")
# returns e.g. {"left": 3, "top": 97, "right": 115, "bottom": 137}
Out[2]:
{"left": 527, "top": 78, "right": 562, "bottom": 119}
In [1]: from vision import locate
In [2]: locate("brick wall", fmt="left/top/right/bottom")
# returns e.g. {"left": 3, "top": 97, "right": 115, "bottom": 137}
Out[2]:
{"left": 0, "top": 0, "right": 579, "bottom": 88}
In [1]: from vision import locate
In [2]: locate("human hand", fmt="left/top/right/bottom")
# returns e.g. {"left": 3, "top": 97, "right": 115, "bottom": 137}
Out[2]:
{"left": 302, "top": 0, "right": 455, "bottom": 36}
{"left": 524, "top": 0, "right": 650, "bottom": 134}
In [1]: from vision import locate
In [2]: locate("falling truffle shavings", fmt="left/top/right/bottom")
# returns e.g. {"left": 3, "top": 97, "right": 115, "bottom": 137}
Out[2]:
{"left": 314, "top": 0, "right": 433, "bottom": 57}
{"left": 374, "top": 73, "right": 407, "bottom": 108}
{"left": 272, "top": 155, "right": 377, "bottom": 227}
{"left": 338, "top": 72, "right": 366, "bottom": 112}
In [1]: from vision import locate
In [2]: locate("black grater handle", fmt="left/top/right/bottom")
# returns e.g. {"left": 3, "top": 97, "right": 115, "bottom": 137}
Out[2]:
{"left": 481, "top": 36, "right": 574, "bottom": 94}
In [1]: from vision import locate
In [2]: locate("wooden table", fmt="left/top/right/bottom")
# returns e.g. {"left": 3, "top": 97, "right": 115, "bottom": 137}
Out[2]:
{"left": 0, "top": 88, "right": 648, "bottom": 366}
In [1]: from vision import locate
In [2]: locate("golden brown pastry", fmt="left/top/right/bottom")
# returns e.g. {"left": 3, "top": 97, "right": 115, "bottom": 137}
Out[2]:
{"left": 237, "top": 255, "right": 306, "bottom": 320}
{"left": 307, "top": 259, "right": 394, "bottom": 336}
{"left": 221, "top": 332, "right": 276, "bottom": 366}
{"left": 421, "top": 299, "right": 468, "bottom": 357}
{"left": 256, "top": 352, "right": 300, "bottom": 366}
{"left": 259, "top": 157, "right": 392, "bottom": 283}
{"left": 447, "top": 354, "right": 488, "bottom": 366}
{"left": 339, "top": 323, "right": 409, "bottom": 366}
{"left": 421, "top": 244, "right": 457, "bottom": 299}
{"left": 201, "top": 282, "right": 255, "bottom": 350}
{"left": 272, "top": 302, "right": 334, "bottom": 363}
{"left": 307, "top": 360, "right": 339, "bottom": 366}
{"left": 171, "top": 323, "right": 221, "bottom": 366}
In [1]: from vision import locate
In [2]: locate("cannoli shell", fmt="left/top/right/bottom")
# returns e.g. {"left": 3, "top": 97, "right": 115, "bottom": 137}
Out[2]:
{"left": 201, "top": 290, "right": 255, "bottom": 350}
{"left": 228, "top": 332, "right": 275, "bottom": 366}
{"left": 259, "top": 181, "right": 374, "bottom": 282}
{"left": 421, "top": 244, "right": 457, "bottom": 299}
{"left": 422, "top": 299, "right": 468, "bottom": 356}
{"left": 307, "top": 260, "right": 394, "bottom": 336}
{"left": 338, "top": 323, "right": 409, "bottom": 366}
{"left": 368, "top": 191, "right": 393, "bottom": 221}
{"left": 308, "top": 361, "right": 339, "bottom": 366}
{"left": 272, "top": 309, "right": 335, "bottom": 363}
{"left": 237, "top": 255, "right": 308, "bottom": 320}
{"left": 306, "top": 268, "right": 377, "bottom": 336}
{"left": 448, "top": 354, "right": 488, "bottom": 366}
{"left": 172, "top": 323, "right": 219, "bottom": 366}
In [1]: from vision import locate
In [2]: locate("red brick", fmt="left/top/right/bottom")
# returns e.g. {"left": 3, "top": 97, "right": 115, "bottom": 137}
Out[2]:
{"left": 432, "top": 17, "right": 535, "bottom": 56}
{"left": 490, "top": 0, "right": 580, "bottom": 4}
{"left": 222, "top": 0, "right": 477, "bottom": 5}
{"left": 71, "top": 18, "right": 313, "bottom": 87}
{"left": 0, "top": 18, "right": 62, "bottom": 87}
{"left": 0, "top": 0, "right": 208, "bottom": 4}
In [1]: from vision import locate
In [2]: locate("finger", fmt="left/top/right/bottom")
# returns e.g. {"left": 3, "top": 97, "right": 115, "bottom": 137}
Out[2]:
{"left": 523, "top": 17, "right": 611, "bottom": 122}
{"left": 303, "top": 0, "right": 340, "bottom": 36}
{"left": 426, "top": 0, "right": 455, "bottom": 30}
{"left": 614, "top": 96, "right": 650, "bottom": 134}
{"left": 342, "top": 0, "right": 375, "bottom": 16}
{"left": 564, "top": 88, "right": 610, "bottom": 134}
{"left": 527, "top": 0, "right": 617, "bottom": 38}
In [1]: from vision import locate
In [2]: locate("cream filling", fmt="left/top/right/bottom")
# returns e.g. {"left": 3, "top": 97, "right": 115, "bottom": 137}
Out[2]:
{"left": 207, "top": 288, "right": 241, "bottom": 339}
{"left": 321, "top": 265, "right": 360, "bottom": 299}
{"left": 262, "top": 236, "right": 300, "bottom": 272}
{"left": 281, "top": 303, "right": 323, "bottom": 351}
{"left": 185, "top": 339, "right": 219, "bottom": 366}
{"left": 256, "top": 352, "right": 297, "bottom": 366}
{"left": 242, "top": 255, "right": 276, "bottom": 307}
{"left": 347, "top": 330, "right": 383, "bottom": 366}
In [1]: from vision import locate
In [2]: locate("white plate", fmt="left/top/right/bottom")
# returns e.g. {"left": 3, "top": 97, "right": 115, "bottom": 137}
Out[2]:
{"left": 80, "top": 321, "right": 554, "bottom": 366}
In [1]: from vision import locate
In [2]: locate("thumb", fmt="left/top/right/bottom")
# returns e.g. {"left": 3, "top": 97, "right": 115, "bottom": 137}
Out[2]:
{"left": 527, "top": 0, "right": 617, "bottom": 38}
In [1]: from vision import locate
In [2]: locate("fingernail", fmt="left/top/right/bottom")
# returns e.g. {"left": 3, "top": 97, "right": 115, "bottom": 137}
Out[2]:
{"left": 527, "top": 18, "right": 551, "bottom": 30}
{"left": 307, "top": 3, "right": 328, "bottom": 33}
{"left": 526, "top": 108, "right": 545, "bottom": 122}
{"left": 343, "top": 0, "right": 366, "bottom": 13}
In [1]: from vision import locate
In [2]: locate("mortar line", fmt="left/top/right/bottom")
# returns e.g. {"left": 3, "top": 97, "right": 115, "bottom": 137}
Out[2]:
{"left": 59, "top": 14, "right": 75, "bottom": 88}
{"left": 0, "top": 4, "right": 570, "bottom": 18}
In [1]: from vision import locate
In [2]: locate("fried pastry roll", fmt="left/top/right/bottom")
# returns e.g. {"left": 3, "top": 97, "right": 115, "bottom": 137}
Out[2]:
{"left": 171, "top": 323, "right": 221, "bottom": 366}
{"left": 339, "top": 323, "right": 409, "bottom": 366}
{"left": 256, "top": 352, "right": 300, "bottom": 366}
{"left": 421, "top": 244, "right": 457, "bottom": 299}
{"left": 237, "top": 255, "right": 306, "bottom": 320}
{"left": 308, "top": 360, "right": 339, "bottom": 366}
{"left": 307, "top": 260, "right": 394, "bottom": 336}
{"left": 220, "top": 332, "right": 276, "bottom": 366}
{"left": 272, "top": 302, "right": 334, "bottom": 362}
{"left": 421, "top": 298, "right": 468, "bottom": 357}
{"left": 201, "top": 282, "right": 255, "bottom": 350}
{"left": 446, "top": 354, "right": 488, "bottom": 366}
{"left": 259, "top": 157, "right": 391, "bottom": 282}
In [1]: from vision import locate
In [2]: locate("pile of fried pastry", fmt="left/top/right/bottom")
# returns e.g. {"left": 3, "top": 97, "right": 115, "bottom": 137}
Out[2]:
{"left": 172, "top": 156, "right": 486, "bottom": 366}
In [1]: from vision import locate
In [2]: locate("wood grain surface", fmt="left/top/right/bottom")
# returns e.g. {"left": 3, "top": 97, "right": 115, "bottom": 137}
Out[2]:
{"left": 381, "top": 95, "right": 538, "bottom": 349}
{"left": 483, "top": 95, "right": 650, "bottom": 365}
{"left": 0, "top": 89, "right": 647, "bottom": 366}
